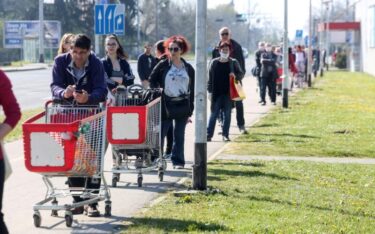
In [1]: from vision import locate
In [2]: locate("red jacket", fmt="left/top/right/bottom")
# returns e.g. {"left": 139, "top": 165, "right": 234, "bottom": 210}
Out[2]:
{"left": 0, "top": 70, "right": 21, "bottom": 160}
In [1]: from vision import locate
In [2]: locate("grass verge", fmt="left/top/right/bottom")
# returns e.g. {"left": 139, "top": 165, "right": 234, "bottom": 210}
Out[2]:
{"left": 124, "top": 160, "right": 375, "bottom": 233}
{"left": 226, "top": 71, "right": 375, "bottom": 158}
{"left": 0, "top": 108, "right": 43, "bottom": 142}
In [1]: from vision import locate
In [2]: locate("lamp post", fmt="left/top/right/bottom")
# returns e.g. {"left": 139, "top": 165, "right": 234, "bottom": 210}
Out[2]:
{"left": 38, "top": 0, "right": 44, "bottom": 63}
{"left": 193, "top": 0, "right": 207, "bottom": 190}
{"left": 282, "top": 0, "right": 289, "bottom": 108}
{"left": 307, "top": 0, "right": 312, "bottom": 87}
{"left": 322, "top": 0, "right": 332, "bottom": 71}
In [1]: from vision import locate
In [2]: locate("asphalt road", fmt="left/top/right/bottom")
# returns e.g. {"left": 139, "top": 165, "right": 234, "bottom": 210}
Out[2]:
{"left": 5, "top": 62, "right": 140, "bottom": 110}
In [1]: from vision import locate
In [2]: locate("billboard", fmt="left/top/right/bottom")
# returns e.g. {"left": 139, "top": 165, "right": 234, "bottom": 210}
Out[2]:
{"left": 3, "top": 20, "right": 61, "bottom": 49}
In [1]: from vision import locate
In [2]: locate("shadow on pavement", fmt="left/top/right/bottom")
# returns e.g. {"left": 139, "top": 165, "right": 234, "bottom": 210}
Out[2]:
{"left": 209, "top": 161, "right": 266, "bottom": 168}
{"left": 209, "top": 167, "right": 298, "bottom": 181}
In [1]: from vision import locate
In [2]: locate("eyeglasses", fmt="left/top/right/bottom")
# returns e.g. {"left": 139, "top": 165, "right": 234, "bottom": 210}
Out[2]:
{"left": 168, "top": 47, "right": 180, "bottom": 53}
{"left": 106, "top": 43, "right": 117, "bottom": 47}
{"left": 221, "top": 32, "right": 229, "bottom": 36}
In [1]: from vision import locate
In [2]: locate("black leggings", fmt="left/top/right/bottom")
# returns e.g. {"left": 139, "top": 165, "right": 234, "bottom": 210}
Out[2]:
{"left": 0, "top": 159, "right": 9, "bottom": 234}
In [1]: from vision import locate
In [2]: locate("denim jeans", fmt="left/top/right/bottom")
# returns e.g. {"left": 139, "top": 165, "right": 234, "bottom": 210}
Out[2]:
{"left": 207, "top": 94, "right": 232, "bottom": 138}
{"left": 235, "top": 100, "right": 245, "bottom": 128}
{"left": 260, "top": 77, "right": 276, "bottom": 103}
{"left": 161, "top": 117, "right": 188, "bottom": 166}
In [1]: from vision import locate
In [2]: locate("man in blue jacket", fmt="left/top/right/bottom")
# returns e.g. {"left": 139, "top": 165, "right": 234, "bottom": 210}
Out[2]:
{"left": 50, "top": 34, "right": 107, "bottom": 217}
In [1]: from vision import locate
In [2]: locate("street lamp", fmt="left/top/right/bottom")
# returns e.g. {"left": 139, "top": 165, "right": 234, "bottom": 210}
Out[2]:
{"left": 307, "top": 0, "right": 312, "bottom": 87}
{"left": 282, "top": 0, "right": 289, "bottom": 108}
{"left": 322, "top": 0, "right": 332, "bottom": 71}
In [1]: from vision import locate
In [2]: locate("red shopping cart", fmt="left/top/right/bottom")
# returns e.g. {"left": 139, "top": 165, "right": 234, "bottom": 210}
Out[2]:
{"left": 106, "top": 84, "right": 166, "bottom": 187}
{"left": 23, "top": 100, "right": 111, "bottom": 227}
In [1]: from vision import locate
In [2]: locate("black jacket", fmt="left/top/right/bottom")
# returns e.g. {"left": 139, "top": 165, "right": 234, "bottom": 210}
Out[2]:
{"left": 212, "top": 39, "right": 246, "bottom": 73}
{"left": 149, "top": 58, "right": 195, "bottom": 118}
{"left": 101, "top": 56, "right": 134, "bottom": 90}
{"left": 208, "top": 57, "right": 244, "bottom": 110}
{"left": 137, "top": 53, "right": 157, "bottom": 81}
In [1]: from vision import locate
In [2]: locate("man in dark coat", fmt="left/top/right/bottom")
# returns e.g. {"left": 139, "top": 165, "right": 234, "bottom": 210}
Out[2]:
{"left": 212, "top": 27, "right": 247, "bottom": 134}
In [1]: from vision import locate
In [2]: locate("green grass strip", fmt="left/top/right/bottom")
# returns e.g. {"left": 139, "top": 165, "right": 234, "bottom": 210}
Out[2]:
{"left": 226, "top": 71, "right": 375, "bottom": 158}
{"left": 0, "top": 108, "right": 43, "bottom": 142}
{"left": 124, "top": 160, "right": 375, "bottom": 233}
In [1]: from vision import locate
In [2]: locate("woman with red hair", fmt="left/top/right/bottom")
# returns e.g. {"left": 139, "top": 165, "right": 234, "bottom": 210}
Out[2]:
{"left": 149, "top": 35, "right": 195, "bottom": 169}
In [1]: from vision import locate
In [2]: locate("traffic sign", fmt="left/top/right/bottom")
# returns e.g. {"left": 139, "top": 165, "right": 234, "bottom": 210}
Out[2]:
{"left": 95, "top": 4, "right": 125, "bottom": 35}
{"left": 295, "top": 30, "right": 303, "bottom": 39}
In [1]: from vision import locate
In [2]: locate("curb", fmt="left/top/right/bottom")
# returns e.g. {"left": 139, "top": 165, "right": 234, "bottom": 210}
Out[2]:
{"left": 1, "top": 65, "right": 49, "bottom": 73}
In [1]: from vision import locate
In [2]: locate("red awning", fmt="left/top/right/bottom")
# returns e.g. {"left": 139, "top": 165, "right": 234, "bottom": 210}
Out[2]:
{"left": 317, "top": 22, "right": 360, "bottom": 32}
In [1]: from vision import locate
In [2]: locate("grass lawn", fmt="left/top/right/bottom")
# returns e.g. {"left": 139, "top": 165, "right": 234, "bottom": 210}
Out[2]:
{"left": 226, "top": 71, "right": 375, "bottom": 158}
{"left": 124, "top": 160, "right": 375, "bottom": 233}
{"left": 0, "top": 108, "right": 43, "bottom": 142}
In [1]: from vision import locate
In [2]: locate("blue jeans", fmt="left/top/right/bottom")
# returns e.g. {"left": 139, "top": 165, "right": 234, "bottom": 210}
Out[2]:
{"left": 161, "top": 117, "right": 188, "bottom": 166}
{"left": 207, "top": 94, "right": 232, "bottom": 138}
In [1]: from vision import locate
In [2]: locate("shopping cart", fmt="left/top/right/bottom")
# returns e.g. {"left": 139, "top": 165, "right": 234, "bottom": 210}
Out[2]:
{"left": 23, "top": 100, "right": 111, "bottom": 227}
{"left": 107, "top": 84, "right": 166, "bottom": 187}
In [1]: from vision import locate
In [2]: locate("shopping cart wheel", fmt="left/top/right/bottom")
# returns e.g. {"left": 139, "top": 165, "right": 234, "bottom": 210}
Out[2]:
{"left": 158, "top": 171, "right": 164, "bottom": 182}
{"left": 104, "top": 202, "right": 112, "bottom": 217}
{"left": 111, "top": 177, "right": 118, "bottom": 187}
{"left": 65, "top": 214, "right": 73, "bottom": 227}
{"left": 137, "top": 175, "right": 143, "bottom": 187}
{"left": 33, "top": 212, "right": 41, "bottom": 227}
{"left": 51, "top": 199, "right": 58, "bottom": 216}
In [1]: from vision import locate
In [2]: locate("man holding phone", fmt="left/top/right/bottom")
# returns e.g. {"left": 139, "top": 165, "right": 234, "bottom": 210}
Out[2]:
{"left": 50, "top": 34, "right": 107, "bottom": 217}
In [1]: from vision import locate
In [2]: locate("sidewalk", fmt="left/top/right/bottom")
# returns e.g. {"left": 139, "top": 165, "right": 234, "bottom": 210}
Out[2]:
{"left": 3, "top": 73, "right": 277, "bottom": 233}
{"left": 1, "top": 63, "right": 49, "bottom": 72}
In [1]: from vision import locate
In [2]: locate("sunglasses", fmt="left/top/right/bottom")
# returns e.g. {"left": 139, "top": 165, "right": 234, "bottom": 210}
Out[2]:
{"left": 168, "top": 47, "right": 180, "bottom": 53}
{"left": 221, "top": 32, "right": 229, "bottom": 36}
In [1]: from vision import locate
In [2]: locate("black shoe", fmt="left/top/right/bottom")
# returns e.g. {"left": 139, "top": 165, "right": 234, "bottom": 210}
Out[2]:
{"left": 222, "top": 136, "right": 231, "bottom": 142}
{"left": 239, "top": 127, "right": 248, "bottom": 135}
{"left": 87, "top": 205, "right": 100, "bottom": 217}
{"left": 71, "top": 205, "right": 84, "bottom": 215}
{"left": 207, "top": 137, "right": 212, "bottom": 142}
{"left": 261, "top": 101, "right": 266, "bottom": 106}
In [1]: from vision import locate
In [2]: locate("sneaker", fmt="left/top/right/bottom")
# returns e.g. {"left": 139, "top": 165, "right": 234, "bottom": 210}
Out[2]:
{"left": 173, "top": 165, "right": 184, "bottom": 169}
{"left": 222, "top": 136, "right": 231, "bottom": 142}
{"left": 261, "top": 101, "right": 266, "bottom": 106}
{"left": 272, "top": 102, "right": 277, "bottom": 105}
{"left": 87, "top": 205, "right": 100, "bottom": 217}
{"left": 207, "top": 137, "right": 212, "bottom": 142}
{"left": 239, "top": 127, "right": 248, "bottom": 135}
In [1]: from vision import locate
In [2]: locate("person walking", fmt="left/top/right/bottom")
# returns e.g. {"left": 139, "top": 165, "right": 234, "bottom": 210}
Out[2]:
{"left": 259, "top": 43, "right": 277, "bottom": 105}
{"left": 137, "top": 42, "right": 156, "bottom": 88}
{"left": 212, "top": 27, "right": 247, "bottom": 134}
{"left": 153, "top": 40, "right": 173, "bottom": 158}
{"left": 207, "top": 42, "right": 244, "bottom": 142}
{"left": 101, "top": 34, "right": 134, "bottom": 92}
{"left": 51, "top": 34, "right": 107, "bottom": 217}
{"left": 255, "top": 41, "right": 266, "bottom": 102}
{"left": 0, "top": 70, "right": 22, "bottom": 234}
{"left": 57, "top": 33, "right": 74, "bottom": 55}
{"left": 149, "top": 35, "right": 195, "bottom": 169}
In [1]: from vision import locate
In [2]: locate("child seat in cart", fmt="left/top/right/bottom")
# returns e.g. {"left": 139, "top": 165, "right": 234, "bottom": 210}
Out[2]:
{"left": 23, "top": 100, "right": 111, "bottom": 228}
{"left": 107, "top": 84, "right": 166, "bottom": 187}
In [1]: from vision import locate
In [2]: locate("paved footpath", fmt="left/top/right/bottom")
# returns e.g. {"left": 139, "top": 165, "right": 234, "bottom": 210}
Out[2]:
{"left": 3, "top": 67, "right": 279, "bottom": 233}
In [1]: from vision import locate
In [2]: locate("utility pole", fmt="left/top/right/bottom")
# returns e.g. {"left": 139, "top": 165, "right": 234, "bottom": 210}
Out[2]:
{"left": 319, "top": 0, "right": 324, "bottom": 77}
{"left": 192, "top": 0, "right": 207, "bottom": 190}
{"left": 137, "top": 0, "right": 141, "bottom": 55}
{"left": 95, "top": 0, "right": 100, "bottom": 56}
{"left": 38, "top": 0, "right": 44, "bottom": 63}
{"left": 307, "top": 0, "right": 312, "bottom": 87}
{"left": 282, "top": 0, "right": 289, "bottom": 108}
{"left": 155, "top": 0, "right": 159, "bottom": 40}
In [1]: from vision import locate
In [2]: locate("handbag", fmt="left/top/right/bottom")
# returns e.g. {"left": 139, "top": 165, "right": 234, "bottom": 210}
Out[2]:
{"left": 163, "top": 94, "right": 191, "bottom": 119}
{"left": 229, "top": 60, "right": 246, "bottom": 101}
{"left": 1, "top": 142, "right": 12, "bottom": 181}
